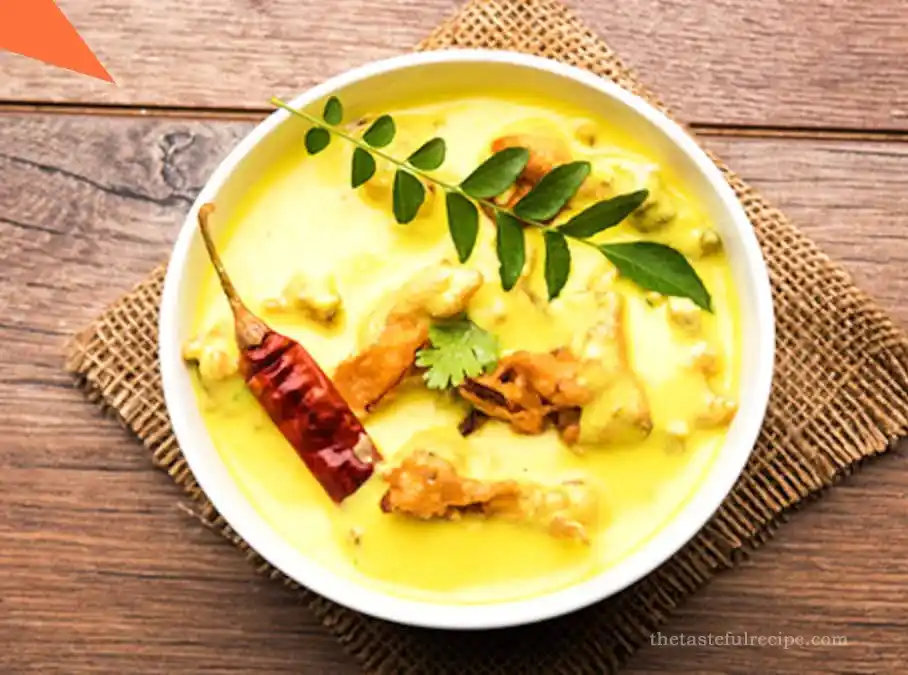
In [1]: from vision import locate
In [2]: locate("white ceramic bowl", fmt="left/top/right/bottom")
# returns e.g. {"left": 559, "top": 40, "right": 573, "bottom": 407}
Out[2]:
{"left": 159, "top": 50, "right": 775, "bottom": 630}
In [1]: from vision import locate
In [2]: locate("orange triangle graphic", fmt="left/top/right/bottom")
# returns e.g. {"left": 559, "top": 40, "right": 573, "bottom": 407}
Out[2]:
{"left": 0, "top": 0, "right": 115, "bottom": 83}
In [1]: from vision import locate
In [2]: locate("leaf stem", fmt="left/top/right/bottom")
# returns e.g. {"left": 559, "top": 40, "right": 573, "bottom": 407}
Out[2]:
{"left": 271, "top": 97, "right": 600, "bottom": 251}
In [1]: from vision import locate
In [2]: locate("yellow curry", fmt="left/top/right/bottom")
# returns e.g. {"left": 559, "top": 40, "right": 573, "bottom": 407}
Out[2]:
{"left": 184, "top": 93, "right": 741, "bottom": 604}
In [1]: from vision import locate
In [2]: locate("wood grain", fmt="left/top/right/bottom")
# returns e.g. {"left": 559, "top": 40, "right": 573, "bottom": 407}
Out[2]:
{"left": 2, "top": 114, "right": 907, "bottom": 674}
{"left": 1, "top": 0, "right": 907, "bottom": 131}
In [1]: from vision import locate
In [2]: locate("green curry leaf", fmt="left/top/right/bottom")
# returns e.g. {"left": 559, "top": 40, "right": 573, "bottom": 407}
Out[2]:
{"left": 408, "top": 138, "right": 446, "bottom": 171}
{"left": 392, "top": 169, "right": 425, "bottom": 224}
{"left": 460, "top": 147, "right": 529, "bottom": 199}
{"left": 304, "top": 127, "right": 330, "bottom": 154}
{"left": 445, "top": 191, "right": 479, "bottom": 263}
{"left": 543, "top": 230, "right": 571, "bottom": 300}
{"left": 496, "top": 212, "right": 526, "bottom": 291}
{"left": 363, "top": 115, "right": 396, "bottom": 147}
{"left": 558, "top": 189, "right": 649, "bottom": 238}
{"left": 599, "top": 241, "right": 712, "bottom": 311}
{"left": 323, "top": 96, "right": 343, "bottom": 125}
{"left": 351, "top": 148, "right": 376, "bottom": 188}
{"left": 513, "top": 161, "right": 590, "bottom": 222}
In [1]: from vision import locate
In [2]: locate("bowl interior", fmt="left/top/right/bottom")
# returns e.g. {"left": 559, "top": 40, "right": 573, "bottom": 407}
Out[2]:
{"left": 159, "top": 50, "right": 774, "bottom": 630}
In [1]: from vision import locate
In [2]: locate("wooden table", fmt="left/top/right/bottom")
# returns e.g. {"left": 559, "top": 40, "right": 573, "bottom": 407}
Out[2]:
{"left": 2, "top": 1, "right": 907, "bottom": 673}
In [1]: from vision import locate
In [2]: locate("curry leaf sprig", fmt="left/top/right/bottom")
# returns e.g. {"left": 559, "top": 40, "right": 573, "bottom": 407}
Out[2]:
{"left": 272, "top": 96, "right": 712, "bottom": 311}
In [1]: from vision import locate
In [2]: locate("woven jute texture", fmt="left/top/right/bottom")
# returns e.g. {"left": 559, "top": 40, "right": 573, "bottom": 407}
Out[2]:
{"left": 65, "top": 0, "right": 908, "bottom": 672}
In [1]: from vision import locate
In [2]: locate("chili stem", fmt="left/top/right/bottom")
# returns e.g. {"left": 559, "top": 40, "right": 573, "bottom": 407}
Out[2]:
{"left": 197, "top": 203, "right": 267, "bottom": 348}
{"left": 198, "top": 204, "right": 243, "bottom": 307}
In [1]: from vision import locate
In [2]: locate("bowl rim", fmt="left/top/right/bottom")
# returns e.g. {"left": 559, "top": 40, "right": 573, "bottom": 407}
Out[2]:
{"left": 159, "top": 48, "right": 775, "bottom": 630}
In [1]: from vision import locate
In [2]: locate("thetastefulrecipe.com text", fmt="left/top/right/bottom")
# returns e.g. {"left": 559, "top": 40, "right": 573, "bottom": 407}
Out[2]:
{"left": 650, "top": 632, "right": 848, "bottom": 650}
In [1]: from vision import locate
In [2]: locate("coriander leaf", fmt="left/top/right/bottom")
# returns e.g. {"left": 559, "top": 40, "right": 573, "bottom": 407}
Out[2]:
{"left": 599, "top": 241, "right": 712, "bottom": 311}
{"left": 558, "top": 189, "right": 649, "bottom": 238}
{"left": 363, "top": 114, "right": 396, "bottom": 147}
{"left": 415, "top": 319, "right": 500, "bottom": 389}
{"left": 460, "top": 147, "right": 529, "bottom": 199}
{"left": 323, "top": 96, "right": 343, "bottom": 125}
{"left": 513, "top": 161, "right": 591, "bottom": 222}
{"left": 351, "top": 148, "right": 376, "bottom": 188}
{"left": 305, "top": 127, "right": 330, "bottom": 154}
{"left": 393, "top": 169, "right": 425, "bottom": 224}
{"left": 408, "top": 138, "right": 446, "bottom": 171}
{"left": 496, "top": 212, "right": 525, "bottom": 291}
{"left": 419, "top": 355, "right": 458, "bottom": 390}
{"left": 445, "top": 191, "right": 479, "bottom": 263}
{"left": 543, "top": 230, "right": 571, "bottom": 300}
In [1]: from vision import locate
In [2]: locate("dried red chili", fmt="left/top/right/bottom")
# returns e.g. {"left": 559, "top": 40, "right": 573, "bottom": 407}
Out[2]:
{"left": 196, "top": 203, "right": 381, "bottom": 503}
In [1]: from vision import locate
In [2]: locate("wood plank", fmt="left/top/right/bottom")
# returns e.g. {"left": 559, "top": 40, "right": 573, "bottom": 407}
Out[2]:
{"left": 1, "top": 114, "right": 907, "bottom": 673}
{"left": 1, "top": 0, "right": 907, "bottom": 130}
{"left": 0, "top": 0, "right": 459, "bottom": 109}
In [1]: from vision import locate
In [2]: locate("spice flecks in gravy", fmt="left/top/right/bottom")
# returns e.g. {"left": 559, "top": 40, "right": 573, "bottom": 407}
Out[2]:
{"left": 187, "top": 94, "right": 741, "bottom": 604}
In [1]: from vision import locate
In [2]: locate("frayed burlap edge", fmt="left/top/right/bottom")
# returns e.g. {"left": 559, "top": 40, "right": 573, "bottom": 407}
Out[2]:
{"left": 65, "top": 0, "right": 908, "bottom": 673}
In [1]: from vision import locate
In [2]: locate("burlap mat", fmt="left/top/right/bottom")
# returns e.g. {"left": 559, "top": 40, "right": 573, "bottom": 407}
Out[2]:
{"left": 65, "top": 0, "right": 908, "bottom": 672}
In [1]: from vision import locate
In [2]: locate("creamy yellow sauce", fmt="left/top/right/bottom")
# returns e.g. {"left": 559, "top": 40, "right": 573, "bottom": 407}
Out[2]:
{"left": 188, "top": 94, "right": 741, "bottom": 604}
